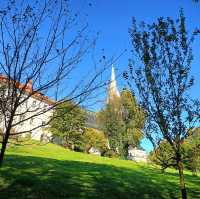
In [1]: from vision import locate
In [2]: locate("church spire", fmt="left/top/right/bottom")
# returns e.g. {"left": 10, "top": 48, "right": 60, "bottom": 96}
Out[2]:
{"left": 107, "top": 65, "right": 120, "bottom": 103}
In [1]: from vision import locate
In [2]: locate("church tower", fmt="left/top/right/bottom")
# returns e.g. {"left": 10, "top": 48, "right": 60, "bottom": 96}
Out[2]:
{"left": 107, "top": 65, "right": 120, "bottom": 104}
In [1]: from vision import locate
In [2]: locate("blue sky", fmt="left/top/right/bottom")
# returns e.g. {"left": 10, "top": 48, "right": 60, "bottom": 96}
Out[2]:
{"left": 70, "top": 0, "right": 200, "bottom": 102}
{"left": 69, "top": 0, "right": 200, "bottom": 152}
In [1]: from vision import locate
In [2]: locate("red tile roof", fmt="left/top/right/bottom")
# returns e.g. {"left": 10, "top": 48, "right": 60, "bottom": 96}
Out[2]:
{"left": 0, "top": 75, "right": 55, "bottom": 105}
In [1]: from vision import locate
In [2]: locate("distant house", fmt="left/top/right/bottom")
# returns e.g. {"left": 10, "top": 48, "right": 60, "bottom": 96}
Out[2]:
{"left": 127, "top": 146, "right": 148, "bottom": 163}
{"left": 88, "top": 146, "right": 101, "bottom": 156}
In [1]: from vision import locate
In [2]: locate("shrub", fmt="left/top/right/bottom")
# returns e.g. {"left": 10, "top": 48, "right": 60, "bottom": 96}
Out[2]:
{"left": 83, "top": 128, "right": 108, "bottom": 154}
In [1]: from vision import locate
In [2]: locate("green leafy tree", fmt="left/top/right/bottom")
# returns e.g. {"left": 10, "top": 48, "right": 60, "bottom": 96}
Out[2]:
{"left": 120, "top": 89, "right": 145, "bottom": 156}
{"left": 183, "top": 128, "right": 200, "bottom": 175}
{"left": 150, "top": 131, "right": 200, "bottom": 175}
{"left": 83, "top": 128, "right": 108, "bottom": 154}
{"left": 49, "top": 101, "right": 86, "bottom": 151}
{"left": 150, "top": 140, "right": 176, "bottom": 172}
{"left": 98, "top": 89, "right": 145, "bottom": 158}
{"left": 126, "top": 10, "right": 200, "bottom": 199}
{"left": 97, "top": 97, "right": 125, "bottom": 154}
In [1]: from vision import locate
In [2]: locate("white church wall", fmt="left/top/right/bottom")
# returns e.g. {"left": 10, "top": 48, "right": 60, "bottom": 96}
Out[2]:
{"left": 14, "top": 95, "right": 53, "bottom": 141}
{"left": 0, "top": 80, "right": 54, "bottom": 141}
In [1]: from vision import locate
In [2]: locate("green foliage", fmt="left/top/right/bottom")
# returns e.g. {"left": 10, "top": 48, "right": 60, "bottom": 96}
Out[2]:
{"left": 49, "top": 101, "right": 86, "bottom": 151}
{"left": 102, "top": 149, "right": 119, "bottom": 158}
{"left": 150, "top": 130, "right": 200, "bottom": 175}
{"left": 183, "top": 128, "right": 200, "bottom": 175}
{"left": 83, "top": 128, "right": 108, "bottom": 154}
{"left": 97, "top": 96, "right": 124, "bottom": 153}
{"left": 127, "top": 10, "right": 199, "bottom": 147}
{"left": 97, "top": 89, "right": 145, "bottom": 158}
{"left": 150, "top": 140, "right": 176, "bottom": 172}
{"left": 121, "top": 89, "right": 145, "bottom": 146}
{"left": 127, "top": 10, "right": 200, "bottom": 198}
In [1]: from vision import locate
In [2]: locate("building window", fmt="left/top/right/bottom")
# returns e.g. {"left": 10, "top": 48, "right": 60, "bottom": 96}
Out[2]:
{"left": 19, "top": 115, "right": 25, "bottom": 126}
{"left": 30, "top": 118, "right": 34, "bottom": 125}
{"left": 32, "top": 100, "right": 37, "bottom": 108}
{"left": 44, "top": 104, "right": 48, "bottom": 109}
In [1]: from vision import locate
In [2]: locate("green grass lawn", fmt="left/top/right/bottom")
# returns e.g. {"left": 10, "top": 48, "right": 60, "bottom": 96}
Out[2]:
{"left": 0, "top": 142, "right": 199, "bottom": 199}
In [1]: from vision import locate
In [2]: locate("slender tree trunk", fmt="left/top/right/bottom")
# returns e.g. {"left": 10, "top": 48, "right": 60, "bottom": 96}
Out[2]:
{"left": 177, "top": 160, "right": 187, "bottom": 199}
{"left": 122, "top": 142, "right": 129, "bottom": 159}
{"left": 0, "top": 128, "right": 10, "bottom": 167}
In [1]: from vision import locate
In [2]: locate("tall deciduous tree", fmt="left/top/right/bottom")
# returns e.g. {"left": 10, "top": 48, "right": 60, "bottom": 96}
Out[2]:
{"left": 97, "top": 96, "right": 124, "bottom": 154}
{"left": 0, "top": 0, "right": 112, "bottom": 166}
{"left": 97, "top": 89, "right": 145, "bottom": 157}
{"left": 125, "top": 10, "right": 200, "bottom": 199}
{"left": 120, "top": 89, "right": 145, "bottom": 156}
{"left": 49, "top": 101, "right": 86, "bottom": 151}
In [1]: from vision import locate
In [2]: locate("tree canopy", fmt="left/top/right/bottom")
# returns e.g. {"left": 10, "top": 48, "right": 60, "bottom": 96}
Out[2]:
{"left": 126, "top": 9, "right": 200, "bottom": 199}
{"left": 49, "top": 101, "right": 86, "bottom": 151}
{"left": 97, "top": 89, "right": 145, "bottom": 158}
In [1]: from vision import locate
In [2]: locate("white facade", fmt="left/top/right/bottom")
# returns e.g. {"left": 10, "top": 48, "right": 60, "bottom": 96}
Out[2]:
{"left": 0, "top": 77, "right": 54, "bottom": 141}
{"left": 88, "top": 147, "right": 101, "bottom": 156}
{"left": 127, "top": 146, "right": 148, "bottom": 163}
{"left": 14, "top": 95, "right": 53, "bottom": 141}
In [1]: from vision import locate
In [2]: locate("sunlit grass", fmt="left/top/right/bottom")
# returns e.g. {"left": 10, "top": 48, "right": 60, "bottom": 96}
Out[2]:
{"left": 0, "top": 142, "right": 199, "bottom": 199}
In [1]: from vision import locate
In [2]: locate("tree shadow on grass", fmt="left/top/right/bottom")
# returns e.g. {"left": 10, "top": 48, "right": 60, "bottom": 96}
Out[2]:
{"left": 0, "top": 155, "right": 199, "bottom": 199}
{"left": 133, "top": 165, "right": 200, "bottom": 199}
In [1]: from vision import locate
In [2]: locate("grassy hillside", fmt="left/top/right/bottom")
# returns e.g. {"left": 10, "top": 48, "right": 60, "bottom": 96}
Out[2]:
{"left": 0, "top": 142, "right": 199, "bottom": 199}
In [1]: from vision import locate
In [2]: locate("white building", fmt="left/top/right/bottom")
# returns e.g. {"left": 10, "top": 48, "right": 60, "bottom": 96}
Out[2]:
{"left": 127, "top": 146, "right": 148, "bottom": 163}
{"left": 88, "top": 146, "right": 101, "bottom": 156}
{"left": 0, "top": 75, "right": 54, "bottom": 141}
{"left": 0, "top": 69, "right": 148, "bottom": 162}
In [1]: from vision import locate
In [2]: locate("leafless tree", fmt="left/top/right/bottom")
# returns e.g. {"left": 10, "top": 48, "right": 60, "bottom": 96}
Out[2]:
{"left": 0, "top": 0, "right": 116, "bottom": 166}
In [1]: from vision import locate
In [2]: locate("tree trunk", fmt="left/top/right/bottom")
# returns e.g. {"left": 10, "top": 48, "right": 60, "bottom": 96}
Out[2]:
{"left": 122, "top": 142, "right": 129, "bottom": 159}
{"left": 0, "top": 129, "right": 10, "bottom": 167}
{"left": 177, "top": 160, "right": 187, "bottom": 199}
